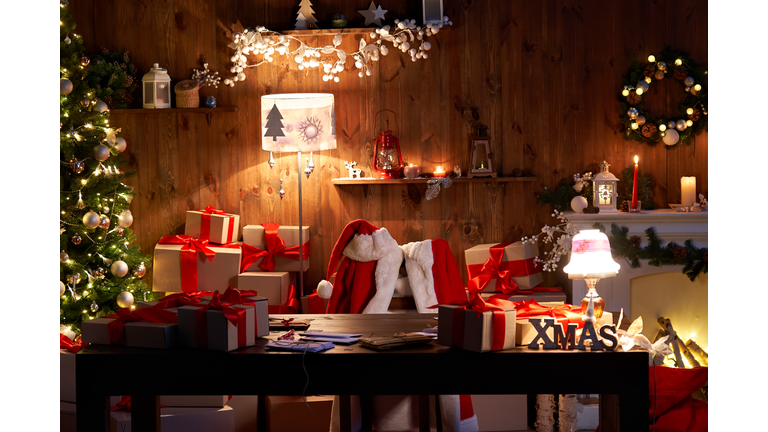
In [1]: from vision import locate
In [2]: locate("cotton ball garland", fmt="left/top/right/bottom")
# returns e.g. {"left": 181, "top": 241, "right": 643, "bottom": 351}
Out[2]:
{"left": 117, "top": 210, "right": 133, "bottom": 228}
{"left": 82, "top": 211, "right": 101, "bottom": 229}
{"left": 94, "top": 144, "right": 111, "bottom": 162}
{"left": 114, "top": 137, "right": 127, "bottom": 152}
{"left": 662, "top": 129, "right": 679, "bottom": 146}
{"left": 570, "top": 196, "right": 588, "bottom": 214}
{"left": 116, "top": 291, "right": 134, "bottom": 308}
{"left": 111, "top": 260, "right": 129, "bottom": 277}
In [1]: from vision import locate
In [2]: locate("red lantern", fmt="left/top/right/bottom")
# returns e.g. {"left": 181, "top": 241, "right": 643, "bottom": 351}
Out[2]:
{"left": 372, "top": 110, "right": 403, "bottom": 179}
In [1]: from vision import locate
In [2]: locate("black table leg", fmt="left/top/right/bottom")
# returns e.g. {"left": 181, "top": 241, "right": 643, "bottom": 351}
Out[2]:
{"left": 257, "top": 395, "right": 268, "bottom": 432}
{"left": 360, "top": 395, "right": 373, "bottom": 432}
{"left": 339, "top": 395, "right": 352, "bottom": 432}
{"left": 599, "top": 394, "right": 620, "bottom": 432}
{"left": 419, "top": 395, "right": 430, "bottom": 432}
{"left": 75, "top": 392, "right": 109, "bottom": 431}
{"left": 620, "top": 374, "right": 649, "bottom": 431}
{"left": 131, "top": 394, "right": 160, "bottom": 432}
{"left": 434, "top": 395, "right": 442, "bottom": 432}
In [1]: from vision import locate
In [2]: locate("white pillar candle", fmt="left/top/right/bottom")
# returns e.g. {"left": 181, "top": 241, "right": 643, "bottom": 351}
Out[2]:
{"left": 681, "top": 176, "right": 696, "bottom": 207}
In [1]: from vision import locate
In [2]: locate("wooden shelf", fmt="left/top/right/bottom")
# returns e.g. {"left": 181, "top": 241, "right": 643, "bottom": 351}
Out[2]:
{"left": 110, "top": 107, "right": 238, "bottom": 126}
{"left": 281, "top": 26, "right": 452, "bottom": 36}
{"left": 332, "top": 176, "right": 536, "bottom": 185}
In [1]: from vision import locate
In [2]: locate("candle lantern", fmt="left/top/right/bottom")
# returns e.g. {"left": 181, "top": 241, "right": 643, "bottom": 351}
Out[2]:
{"left": 422, "top": 0, "right": 444, "bottom": 26}
{"left": 468, "top": 125, "right": 495, "bottom": 179}
{"left": 142, "top": 63, "right": 172, "bottom": 109}
{"left": 592, "top": 160, "right": 619, "bottom": 213}
{"left": 372, "top": 110, "right": 403, "bottom": 179}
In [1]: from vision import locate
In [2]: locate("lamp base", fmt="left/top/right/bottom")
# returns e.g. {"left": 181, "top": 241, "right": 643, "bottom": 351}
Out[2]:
{"left": 580, "top": 278, "right": 605, "bottom": 319}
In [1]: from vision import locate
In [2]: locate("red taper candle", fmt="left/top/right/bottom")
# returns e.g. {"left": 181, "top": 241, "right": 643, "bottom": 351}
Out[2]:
{"left": 631, "top": 155, "right": 639, "bottom": 210}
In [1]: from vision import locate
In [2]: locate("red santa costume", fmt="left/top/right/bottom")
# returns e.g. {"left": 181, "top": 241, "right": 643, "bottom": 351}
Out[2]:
{"left": 318, "top": 220, "right": 478, "bottom": 432}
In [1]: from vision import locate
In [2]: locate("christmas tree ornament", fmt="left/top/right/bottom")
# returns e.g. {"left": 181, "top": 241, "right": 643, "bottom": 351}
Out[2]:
{"left": 111, "top": 260, "right": 129, "bottom": 277}
{"left": 81, "top": 56, "right": 90, "bottom": 67}
{"left": 79, "top": 97, "right": 90, "bottom": 108}
{"left": 103, "top": 206, "right": 110, "bottom": 214}
{"left": 60, "top": 281, "right": 66, "bottom": 296}
{"left": 630, "top": 122, "right": 638, "bottom": 130}
{"left": 114, "top": 137, "right": 127, "bottom": 152}
{"left": 98, "top": 214, "right": 110, "bottom": 230}
{"left": 636, "top": 116, "right": 646, "bottom": 126}
{"left": 641, "top": 123, "right": 658, "bottom": 138}
{"left": 268, "top": 151, "right": 275, "bottom": 168}
{"left": 279, "top": 178, "right": 285, "bottom": 200}
{"left": 94, "top": 100, "right": 109, "bottom": 113}
{"left": 686, "top": 108, "right": 694, "bottom": 115}
{"left": 60, "top": 78, "right": 73, "bottom": 95}
{"left": 683, "top": 76, "right": 694, "bottom": 87}
{"left": 659, "top": 124, "right": 667, "bottom": 132}
{"left": 132, "top": 262, "right": 147, "bottom": 278}
{"left": 71, "top": 234, "right": 82, "bottom": 245}
{"left": 94, "top": 144, "right": 110, "bottom": 161}
{"left": 570, "top": 196, "right": 588, "bottom": 213}
{"left": 358, "top": 1, "right": 388, "bottom": 27}
{"left": 64, "top": 35, "right": 71, "bottom": 44}
{"left": 662, "top": 129, "right": 680, "bottom": 146}
{"left": 116, "top": 291, "right": 134, "bottom": 308}
{"left": 90, "top": 301, "right": 99, "bottom": 312}
{"left": 667, "top": 121, "right": 676, "bottom": 130}
{"left": 675, "top": 120, "right": 687, "bottom": 131}
{"left": 117, "top": 210, "right": 133, "bottom": 228}
{"left": 117, "top": 227, "right": 125, "bottom": 237}
{"left": 60, "top": 251, "right": 70, "bottom": 263}
{"left": 82, "top": 211, "right": 100, "bottom": 229}
{"left": 627, "top": 108, "right": 638, "bottom": 119}
{"left": 621, "top": 87, "right": 629, "bottom": 97}
{"left": 654, "top": 70, "right": 665, "bottom": 80}
{"left": 657, "top": 61, "right": 667, "bottom": 71}
{"left": 693, "top": 84, "right": 702, "bottom": 92}
{"left": 647, "top": 55, "right": 656, "bottom": 62}
{"left": 308, "top": 152, "right": 315, "bottom": 174}
{"left": 94, "top": 267, "right": 105, "bottom": 277}
{"left": 70, "top": 156, "right": 85, "bottom": 174}
{"left": 66, "top": 272, "right": 81, "bottom": 286}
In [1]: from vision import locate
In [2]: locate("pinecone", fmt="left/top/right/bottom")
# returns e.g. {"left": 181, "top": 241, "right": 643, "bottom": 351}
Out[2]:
{"left": 643, "top": 64, "right": 656, "bottom": 78}
{"left": 512, "top": 168, "right": 523, "bottom": 177}
{"left": 117, "top": 89, "right": 128, "bottom": 98}
{"left": 673, "top": 246, "right": 688, "bottom": 260}
{"left": 641, "top": 123, "right": 658, "bottom": 138}
{"left": 104, "top": 95, "right": 113, "bottom": 105}
{"left": 620, "top": 200, "right": 630, "bottom": 212}
{"left": 674, "top": 67, "right": 688, "bottom": 80}
{"left": 688, "top": 108, "right": 702, "bottom": 122}
{"left": 629, "top": 235, "right": 642, "bottom": 248}
{"left": 626, "top": 92, "right": 642, "bottom": 106}
{"left": 123, "top": 75, "right": 134, "bottom": 87}
{"left": 524, "top": 169, "right": 534, "bottom": 177}
{"left": 583, "top": 206, "right": 600, "bottom": 214}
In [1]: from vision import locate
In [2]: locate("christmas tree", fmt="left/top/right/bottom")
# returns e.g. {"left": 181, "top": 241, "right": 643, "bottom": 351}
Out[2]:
{"left": 297, "top": 0, "right": 318, "bottom": 28}
{"left": 60, "top": 2, "right": 155, "bottom": 337}
{"left": 264, "top": 103, "right": 286, "bottom": 141}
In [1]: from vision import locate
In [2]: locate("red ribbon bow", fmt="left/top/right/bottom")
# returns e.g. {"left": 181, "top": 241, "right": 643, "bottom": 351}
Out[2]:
{"left": 60, "top": 333, "right": 88, "bottom": 353}
{"left": 103, "top": 302, "right": 178, "bottom": 345}
{"left": 240, "top": 223, "right": 309, "bottom": 272}
{"left": 512, "top": 299, "right": 584, "bottom": 330}
{"left": 194, "top": 291, "right": 249, "bottom": 349}
{"left": 466, "top": 242, "right": 539, "bottom": 294}
{"left": 199, "top": 206, "right": 236, "bottom": 244}
{"left": 154, "top": 291, "right": 214, "bottom": 307}
{"left": 158, "top": 234, "right": 217, "bottom": 293}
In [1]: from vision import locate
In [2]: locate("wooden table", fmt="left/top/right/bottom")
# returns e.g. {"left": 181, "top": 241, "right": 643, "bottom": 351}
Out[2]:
{"left": 75, "top": 314, "right": 648, "bottom": 431}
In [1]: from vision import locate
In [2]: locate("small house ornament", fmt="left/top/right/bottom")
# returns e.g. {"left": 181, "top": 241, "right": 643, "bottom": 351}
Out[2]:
{"left": 142, "top": 63, "right": 172, "bottom": 109}
{"left": 593, "top": 160, "right": 619, "bottom": 213}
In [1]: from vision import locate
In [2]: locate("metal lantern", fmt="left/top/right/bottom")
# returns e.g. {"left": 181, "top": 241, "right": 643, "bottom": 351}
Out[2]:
{"left": 372, "top": 110, "right": 403, "bottom": 179}
{"left": 592, "top": 160, "right": 619, "bottom": 213}
{"left": 423, "top": 0, "right": 444, "bottom": 26}
{"left": 142, "top": 63, "right": 172, "bottom": 109}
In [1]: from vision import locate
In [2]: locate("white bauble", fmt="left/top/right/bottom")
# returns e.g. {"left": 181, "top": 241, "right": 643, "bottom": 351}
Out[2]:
{"left": 636, "top": 116, "right": 646, "bottom": 126}
{"left": 82, "top": 211, "right": 101, "bottom": 229}
{"left": 683, "top": 76, "right": 695, "bottom": 87}
{"left": 675, "top": 119, "right": 687, "bottom": 131}
{"left": 114, "top": 137, "right": 127, "bottom": 152}
{"left": 60, "top": 78, "right": 73, "bottom": 95}
{"left": 116, "top": 291, "right": 134, "bottom": 308}
{"left": 94, "top": 144, "right": 111, "bottom": 161}
{"left": 662, "top": 129, "right": 680, "bottom": 146}
{"left": 60, "top": 281, "right": 66, "bottom": 296}
{"left": 94, "top": 100, "right": 109, "bottom": 113}
{"left": 667, "top": 121, "right": 677, "bottom": 130}
{"left": 117, "top": 210, "right": 134, "bottom": 228}
{"left": 111, "top": 260, "right": 129, "bottom": 278}
{"left": 571, "top": 196, "right": 589, "bottom": 214}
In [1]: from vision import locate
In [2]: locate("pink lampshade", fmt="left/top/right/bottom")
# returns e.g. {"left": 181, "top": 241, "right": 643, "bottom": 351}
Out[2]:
{"left": 261, "top": 93, "right": 337, "bottom": 153}
{"left": 563, "top": 229, "right": 620, "bottom": 279}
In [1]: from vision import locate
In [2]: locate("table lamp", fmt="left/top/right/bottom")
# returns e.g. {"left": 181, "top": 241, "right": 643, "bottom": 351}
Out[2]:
{"left": 563, "top": 229, "right": 620, "bottom": 319}
{"left": 262, "top": 93, "right": 336, "bottom": 296}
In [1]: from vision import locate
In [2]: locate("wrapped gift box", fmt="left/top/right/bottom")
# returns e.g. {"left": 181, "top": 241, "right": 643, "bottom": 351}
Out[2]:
{"left": 60, "top": 350, "right": 76, "bottom": 402}
{"left": 177, "top": 304, "right": 255, "bottom": 351}
{"left": 153, "top": 241, "right": 241, "bottom": 293}
{"left": 81, "top": 317, "right": 177, "bottom": 348}
{"left": 481, "top": 289, "right": 565, "bottom": 304}
{"left": 437, "top": 304, "right": 516, "bottom": 352}
{"left": 161, "top": 395, "right": 229, "bottom": 407}
{"left": 465, "top": 242, "right": 543, "bottom": 292}
{"left": 110, "top": 406, "right": 234, "bottom": 432}
{"left": 242, "top": 225, "right": 309, "bottom": 272}
{"left": 516, "top": 311, "right": 613, "bottom": 345}
{"left": 198, "top": 291, "right": 270, "bottom": 338}
{"left": 185, "top": 209, "right": 240, "bottom": 245}
{"left": 268, "top": 396, "right": 333, "bottom": 432}
{"left": 237, "top": 272, "right": 291, "bottom": 307}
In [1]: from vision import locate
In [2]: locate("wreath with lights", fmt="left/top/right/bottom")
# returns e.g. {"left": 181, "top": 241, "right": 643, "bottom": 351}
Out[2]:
{"left": 619, "top": 47, "right": 708, "bottom": 147}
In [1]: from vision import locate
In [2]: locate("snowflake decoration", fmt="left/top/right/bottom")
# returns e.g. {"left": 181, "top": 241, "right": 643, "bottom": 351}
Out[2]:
{"left": 521, "top": 209, "right": 575, "bottom": 272}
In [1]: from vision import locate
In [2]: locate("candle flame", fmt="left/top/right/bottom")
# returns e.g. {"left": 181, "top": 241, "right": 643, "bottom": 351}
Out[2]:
{"left": 634, "top": 155, "right": 639, "bottom": 164}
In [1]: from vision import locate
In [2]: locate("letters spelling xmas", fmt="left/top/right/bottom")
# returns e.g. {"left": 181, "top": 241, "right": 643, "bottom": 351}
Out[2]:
{"left": 526, "top": 317, "right": 618, "bottom": 351}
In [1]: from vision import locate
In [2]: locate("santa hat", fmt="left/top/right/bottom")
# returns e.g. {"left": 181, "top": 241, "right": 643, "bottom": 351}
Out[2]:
{"left": 317, "top": 219, "right": 403, "bottom": 314}
{"left": 400, "top": 239, "right": 469, "bottom": 313}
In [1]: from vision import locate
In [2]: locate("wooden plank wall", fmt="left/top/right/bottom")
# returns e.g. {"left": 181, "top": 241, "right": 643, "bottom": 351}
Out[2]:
{"left": 71, "top": 0, "right": 708, "bottom": 298}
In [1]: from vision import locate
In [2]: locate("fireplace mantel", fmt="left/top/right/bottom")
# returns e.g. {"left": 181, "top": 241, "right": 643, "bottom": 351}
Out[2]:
{"left": 565, "top": 209, "right": 708, "bottom": 315}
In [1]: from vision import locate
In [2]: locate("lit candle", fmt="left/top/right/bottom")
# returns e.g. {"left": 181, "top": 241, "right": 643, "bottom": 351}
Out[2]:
{"left": 631, "top": 155, "right": 639, "bottom": 211}
{"left": 433, "top": 166, "right": 446, "bottom": 177}
{"left": 404, "top": 164, "right": 420, "bottom": 179}
{"left": 681, "top": 177, "right": 696, "bottom": 207}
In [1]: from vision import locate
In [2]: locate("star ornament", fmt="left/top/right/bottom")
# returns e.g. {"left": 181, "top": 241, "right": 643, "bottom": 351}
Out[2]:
{"left": 358, "top": 1, "right": 387, "bottom": 27}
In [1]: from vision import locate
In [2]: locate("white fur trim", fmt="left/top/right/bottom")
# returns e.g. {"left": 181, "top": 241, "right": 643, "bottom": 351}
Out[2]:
{"left": 343, "top": 228, "right": 399, "bottom": 262}
{"left": 392, "top": 276, "right": 412, "bottom": 298}
{"left": 400, "top": 240, "right": 437, "bottom": 313}
{"left": 317, "top": 280, "right": 333, "bottom": 299}
{"left": 342, "top": 228, "right": 403, "bottom": 314}
{"left": 439, "top": 395, "right": 478, "bottom": 432}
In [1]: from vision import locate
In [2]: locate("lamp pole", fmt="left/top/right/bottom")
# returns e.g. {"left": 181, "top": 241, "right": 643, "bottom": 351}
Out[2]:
{"left": 297, "top": 151, "right": 304, "bottom": 297}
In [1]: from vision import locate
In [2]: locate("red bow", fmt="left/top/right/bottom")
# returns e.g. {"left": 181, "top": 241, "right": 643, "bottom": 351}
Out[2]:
{"left": 199, "top": 206, "right": 236, "bottom": 243}
{"left": 240, "top": 223, "right": 309, "bottom": 272}
{"left": 268, "top": 284, "right": 299, "bottom": 314}
{"left": 194, "top": 291, "right": 248, "bottom": 349}
{"left": 103, "top": 302, "right": 178, "bottom": 345}
{"left": 466, "top": 242, "right": 539, "bottom": 293}
{"left": 217, "top": 286, "right": 264, "bottom": 337}
{"left": 154, "top": 291, "right": 214, "bottom": 307}
{"left": 158, "top": 234, "right": 217, "bottom": 292}
{"left": 60, "top": 333, "right": 88, "bottom": 353}
{"left": 512, "top": 299, "right": 584, "bottom": 330}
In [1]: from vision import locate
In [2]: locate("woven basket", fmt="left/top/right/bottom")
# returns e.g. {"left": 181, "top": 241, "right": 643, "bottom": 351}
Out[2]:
{"left": 174, "top": 80, "right": 199, "bottom": 108}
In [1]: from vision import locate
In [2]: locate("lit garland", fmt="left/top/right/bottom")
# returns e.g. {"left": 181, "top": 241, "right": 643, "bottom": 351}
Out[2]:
{"left": 224, "top": 16, "right": 452, "bottom": 86}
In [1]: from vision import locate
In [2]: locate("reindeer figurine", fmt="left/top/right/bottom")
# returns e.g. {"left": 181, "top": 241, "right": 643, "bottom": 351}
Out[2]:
{"left": 344, "top": 161, "right": 362, "bottom": 179}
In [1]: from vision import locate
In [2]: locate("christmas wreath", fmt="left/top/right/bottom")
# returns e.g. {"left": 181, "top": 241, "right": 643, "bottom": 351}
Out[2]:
{"left": 619, "top": 46, "right": 708, "bottom": 147}
{"left": 83, "top": 48, "right": 139, "bottom": 109}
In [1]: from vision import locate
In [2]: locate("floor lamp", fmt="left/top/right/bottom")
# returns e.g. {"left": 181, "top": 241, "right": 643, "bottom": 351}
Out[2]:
{"left": 261, "top": 93, "right": 336, "bottom": 297}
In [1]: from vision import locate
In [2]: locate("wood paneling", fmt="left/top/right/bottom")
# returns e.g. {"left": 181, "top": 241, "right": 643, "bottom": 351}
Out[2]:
{"left": 72, "top": 0, "right": 708, "bottom": 298}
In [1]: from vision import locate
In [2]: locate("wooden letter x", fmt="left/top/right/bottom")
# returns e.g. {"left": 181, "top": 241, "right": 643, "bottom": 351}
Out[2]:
{"left": 528, "top": 318, "right": 555, "bottom": 349}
